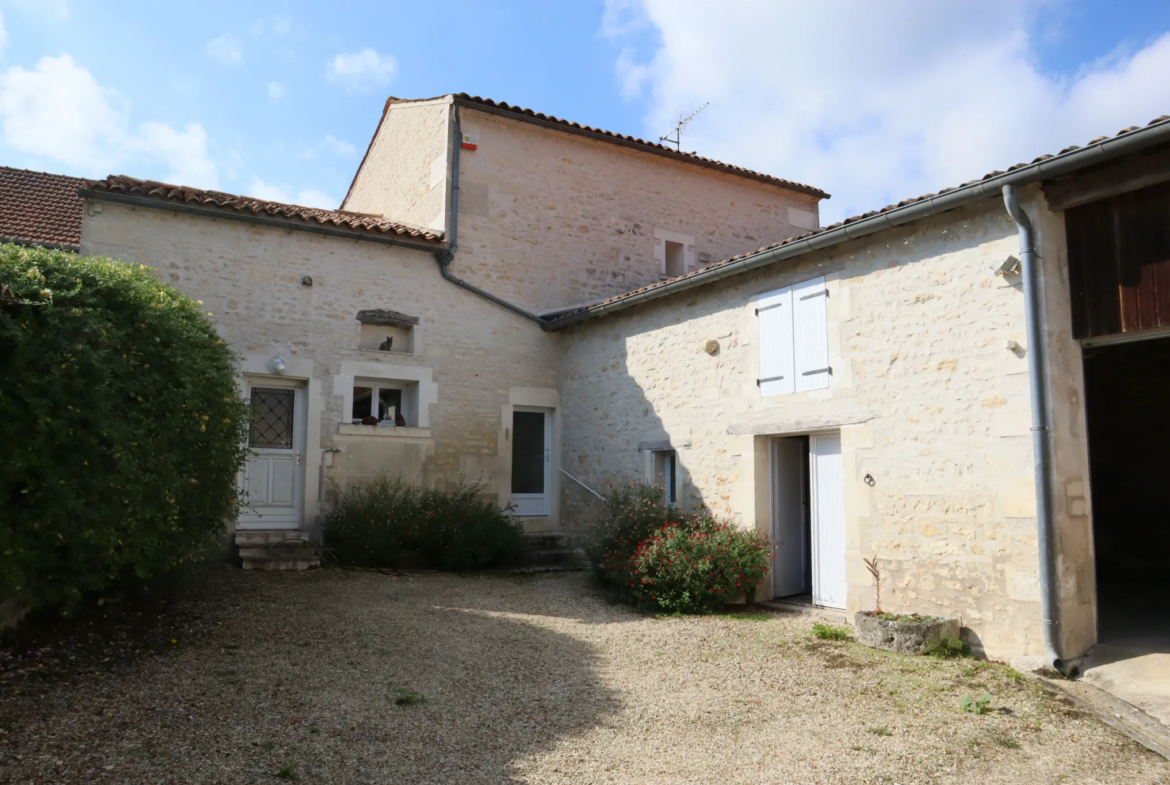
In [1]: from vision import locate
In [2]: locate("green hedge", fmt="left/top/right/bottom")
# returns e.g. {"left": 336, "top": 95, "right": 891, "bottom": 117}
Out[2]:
{"left": 0, "top": 245, "right": 249, "bottom": 616}
{"left": 324, "top": 475, "right": 526, "bottom": 570}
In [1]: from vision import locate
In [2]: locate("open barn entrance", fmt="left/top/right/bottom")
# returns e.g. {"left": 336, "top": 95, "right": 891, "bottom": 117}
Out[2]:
{"left": 1083, "top": 336, "right": 1170, "bottom": 646}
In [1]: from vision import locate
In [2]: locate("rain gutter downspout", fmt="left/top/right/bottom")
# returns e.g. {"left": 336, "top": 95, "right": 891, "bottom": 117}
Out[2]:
{"left": 1003, "top": 184, "right": 1067, "bottom": 675}
{"left": 433, "top": 105, "right": 549, "bottom": 327}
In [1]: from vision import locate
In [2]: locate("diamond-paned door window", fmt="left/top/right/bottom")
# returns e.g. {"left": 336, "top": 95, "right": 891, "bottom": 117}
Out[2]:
{"left": 249, "top": 388, "right": 294, "bottom": 448}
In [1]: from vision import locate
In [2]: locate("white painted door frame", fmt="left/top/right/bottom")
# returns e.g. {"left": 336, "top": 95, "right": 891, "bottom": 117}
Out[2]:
{"left": 238, "top": 376, "right": 307, "bottom": 530}
{"left": 511, "top": 406, "right": 552, "bottom": 517}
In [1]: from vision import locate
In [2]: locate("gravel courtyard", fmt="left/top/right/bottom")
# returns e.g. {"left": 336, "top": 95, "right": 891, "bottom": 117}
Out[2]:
{"left": 1, "top": 568, "right": 1165, "bottom": 784}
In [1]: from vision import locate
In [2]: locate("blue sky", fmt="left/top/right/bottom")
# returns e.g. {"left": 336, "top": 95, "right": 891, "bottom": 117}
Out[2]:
{"left": 1, "top": 1, "right": 1169, "bottom": 222}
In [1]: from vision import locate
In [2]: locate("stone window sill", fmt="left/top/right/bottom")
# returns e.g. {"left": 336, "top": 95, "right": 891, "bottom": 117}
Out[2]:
{"left": 337, "top": 424, "right": 432, "bottom": 439}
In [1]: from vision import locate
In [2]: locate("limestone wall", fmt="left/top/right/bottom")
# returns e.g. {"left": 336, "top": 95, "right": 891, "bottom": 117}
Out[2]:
{"left": 348, "top": 101, "right": 822, "bottom": 316}
{"left": 558, "top": 194, "right": 1067, "bottom": 660}
{"left": 343, "top": 97, "right": 451, "bottom": 234}
{"left": 80, "top": 201, "right": 563, "bottom": 534}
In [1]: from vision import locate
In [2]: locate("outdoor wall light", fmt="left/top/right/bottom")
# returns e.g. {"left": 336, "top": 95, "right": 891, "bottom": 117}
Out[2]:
{"left": 268, "top": 356, "right": 287, "bottom": 375}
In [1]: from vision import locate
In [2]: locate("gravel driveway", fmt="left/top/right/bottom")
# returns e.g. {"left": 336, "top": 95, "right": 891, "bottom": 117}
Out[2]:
{"left": 1, "top": 568, "right": 1166, "bottom": 784}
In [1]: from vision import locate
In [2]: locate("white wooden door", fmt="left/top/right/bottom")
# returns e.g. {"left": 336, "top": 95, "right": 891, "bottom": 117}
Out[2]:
{"left": 512, "top": 408, "right": 551, "bottom": 517}
{"left": 239, "top": 383, "right": 306, "bottom": 529}
{"left": 810, "top": 435, "right": 846, "bottom": 608}
{"left": 771, "top": 437, "right": 809, "bottom": 598}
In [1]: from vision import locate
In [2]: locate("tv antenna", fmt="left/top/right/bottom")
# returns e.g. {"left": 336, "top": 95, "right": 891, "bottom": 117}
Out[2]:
{"left": 659, "top": 102, "right": 709, "bottom": 152}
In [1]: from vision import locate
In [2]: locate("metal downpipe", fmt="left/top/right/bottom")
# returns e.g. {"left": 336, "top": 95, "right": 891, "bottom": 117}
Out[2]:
{"left": 434, "top": 105, "right": 547, "bottom": 327}
{"left": 1003, "top": 184, "right": 1066, "bottom": 674}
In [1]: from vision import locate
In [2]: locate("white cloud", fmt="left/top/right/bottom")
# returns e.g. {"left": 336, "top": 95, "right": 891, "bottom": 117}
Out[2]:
{"left": 268, "top": 81, "right": 285, "bottom": 100}
{"left": 248, "top": 178, "right": 336, "bottom": 209}
{"left": 321, "top": 134, "right": 356, "bottom": 157}
{"left": 206, "top": 35, "right": 243, "bottom": 66}
{"left": 326, "top": 48, "right": 397, "bottom": 94}
{"left": 605, "top": 1, "right": 1170, "bottom": 225}
{"left": 10, "top": 0, "right": 69, "bottom": 20}
{"left": 0, "top": 54, "right": 218, "bottom": 188}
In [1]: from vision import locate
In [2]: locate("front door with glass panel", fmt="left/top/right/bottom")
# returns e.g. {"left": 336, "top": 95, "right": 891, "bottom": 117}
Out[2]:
{"left": 511, "top": 408, "right": 551, "bottom": 516}
{"left": 239, "top": 382, "right": 306, "bottom": 529}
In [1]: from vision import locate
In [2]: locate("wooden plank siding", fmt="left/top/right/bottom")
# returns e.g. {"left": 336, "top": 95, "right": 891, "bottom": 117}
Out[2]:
{"left": 1066, "top": 180, "right": 1170, "bottom": 339}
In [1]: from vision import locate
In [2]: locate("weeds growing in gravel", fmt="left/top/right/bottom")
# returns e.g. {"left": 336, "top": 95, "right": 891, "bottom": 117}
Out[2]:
{"left": 394, "top": 687, "right": 426, "bottom": 706}
{"left": 962, "top": 693, "right": 994, "bottom": 715}
{"left": 274, "top": 764, "right": 297, "bottom": 779}
{"left": 812, "top": 623, "right": 850, "bottom": 641}
{"left": 867, "top": 726, "right": 893, "bottom": 736}
{"left": 924, "top": 635, "right": 971, "bottom": 659}
{"left": 996, "top": 736, "right": 1022, "bottom": 749}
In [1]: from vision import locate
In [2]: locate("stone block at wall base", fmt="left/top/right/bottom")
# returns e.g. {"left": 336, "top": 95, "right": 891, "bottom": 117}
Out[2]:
{"left": 855, "top": 611, "right": 961, "bottom": 656}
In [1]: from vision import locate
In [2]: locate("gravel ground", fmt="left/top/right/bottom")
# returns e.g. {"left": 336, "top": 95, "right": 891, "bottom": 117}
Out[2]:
{"left": 1, "top": 568, "right": 1166, "bottom": 784}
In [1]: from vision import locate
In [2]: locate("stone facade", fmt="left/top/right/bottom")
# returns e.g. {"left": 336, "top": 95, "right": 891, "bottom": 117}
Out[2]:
{"left": 74, "top": 97, "right": 1110, "bottom": 664}
{"left": 80, "top": 201, "right": 564, "bottom": 532}
{"left": 557, "top": 188, "right": 1093, "bottom": 662}
{"left": 347, "top": 98, "right": 823, "bottom": 315}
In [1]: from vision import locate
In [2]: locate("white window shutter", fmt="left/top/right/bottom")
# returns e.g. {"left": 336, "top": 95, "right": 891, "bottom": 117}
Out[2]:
{"left": 757, "top": 287, "right": 795, "bottom": 397}
{"left": 793, "top": 276, "right": 830, "bottom": 391}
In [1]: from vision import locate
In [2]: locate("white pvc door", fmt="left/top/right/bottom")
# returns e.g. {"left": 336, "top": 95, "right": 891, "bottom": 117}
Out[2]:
{"left": 239, "top": 383, "right": 306, "bottom": 529}
{"left": 512, "top": 408, "right": 551, "bottom": 517}
{"left": 771, "top": 437, "right": 809, "bottom": 598}
{"left": 810, "top": 435, "right": 846, "bottom": 608}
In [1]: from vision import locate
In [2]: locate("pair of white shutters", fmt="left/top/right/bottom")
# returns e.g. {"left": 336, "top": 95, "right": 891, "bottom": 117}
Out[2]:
{"left": 757, "top": 276, "right": 830, "bottom": 396}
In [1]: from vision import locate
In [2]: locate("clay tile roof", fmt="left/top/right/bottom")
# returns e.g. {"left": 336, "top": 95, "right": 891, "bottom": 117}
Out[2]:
{"left": 451, "top": 94, "right": 830, "bottom": 199}
{"left": 86, "top": 175, "right": 445, "bottom": 243}
{"left": 547, "top": 113, "right": 1170, "bottom": 323}
{"left": 0, "top": 166, "right": 90, "bottom": 249}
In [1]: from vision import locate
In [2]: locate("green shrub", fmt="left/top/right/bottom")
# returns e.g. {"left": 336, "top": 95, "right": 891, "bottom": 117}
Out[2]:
{"left": 584, "top": 481, "right": 676, "bottom": 584}
{"left": 584, "top": 482, "right": 771, "bottom": 614}
{"left": 323, "top": 475, "right": 525, "bottom": 570}
{"left": 630, "top": 519, "right": 771, "bottom": 614}
{"left": 0, "top": 245, "right": 249, "bottom": 617}
{"left": 812, "top": 622, "right": 851, "bottom": 641}
{"left": 961, "top": 693, "right": 994, "bottom": 715}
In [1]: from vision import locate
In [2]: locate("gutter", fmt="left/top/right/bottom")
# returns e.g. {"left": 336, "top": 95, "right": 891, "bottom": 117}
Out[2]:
{"left": 432, "top": 106, "right": 549, "bottom": 327}
{"left": 78, "top": 189, "right": 446, "bottom": 255}
{"left": 1003, "top": 184, "right": 1069, "bottom": 676}
{"left": 548, "top": 116, "right": 1170, "bottom": 330}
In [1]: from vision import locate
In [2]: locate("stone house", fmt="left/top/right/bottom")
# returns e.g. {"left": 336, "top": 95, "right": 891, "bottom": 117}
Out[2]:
{"left": 13, "top": 94, "right": 1170, "bottom": 670}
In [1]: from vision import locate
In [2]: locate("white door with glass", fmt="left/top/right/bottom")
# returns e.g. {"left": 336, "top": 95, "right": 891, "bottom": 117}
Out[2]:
{"left": 239, "top": 382, "right": 306, "bottom": 529}
{"left": 511, "top": 408, "right": 552, "bottom": 516}
{"left": 810, "top": 435, "right": 846, "bottom": 608}
{"left": 771, "top": 437, "right": 809, "bottom": 598}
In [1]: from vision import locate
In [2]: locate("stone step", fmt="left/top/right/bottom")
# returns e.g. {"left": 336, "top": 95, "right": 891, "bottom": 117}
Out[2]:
{"left": 242, "top": 557, "right": 319, "bottom": 571}
{"left": 234, "top": 530, "right": 310, "bottom": 547}
{"left": 522, "top": 532, "right": 575, "bottom": 551}
{"left": 238, "top": 544, "right": 318, "bottom": 560}
{"left": 526, "top": 547, "right": 588, "bottom": 566}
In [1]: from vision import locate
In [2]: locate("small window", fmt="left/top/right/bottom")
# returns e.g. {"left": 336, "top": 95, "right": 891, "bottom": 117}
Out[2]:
{"left": 651, "top": 449, "right": 678, "bottom": 506}
{"left": 352, "top": 383, "right": 405, "bottom": 426}
{"left": 664, "top": 240, "right": 685, "bottom": 277}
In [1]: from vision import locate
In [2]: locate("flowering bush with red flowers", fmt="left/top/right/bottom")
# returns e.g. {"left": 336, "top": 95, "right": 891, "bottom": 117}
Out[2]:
{"left": 585, "top": 481, "right": 771, "bottom": 613}
{"left": 324, "top": 475, "right": 525, "bottom": 570}
{"left": 629, "top": 520, "right": 771, "bottom": 613}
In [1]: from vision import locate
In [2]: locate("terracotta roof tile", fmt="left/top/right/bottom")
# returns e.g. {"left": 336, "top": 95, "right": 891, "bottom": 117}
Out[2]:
{"left": 87, "top": 175, "right": 445, "bottom": 243}
{"left": 0, "top": 166, "right": 89, "bottom": 248}
{"left": 549, "top": 113, "right": 1170, "bottom": 322}
{"left": 452, "top": 94, "right": 830, "bottom": 199}
{"left": 344, "top": 94, "right": 830, "bottom": 207}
